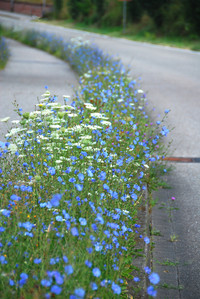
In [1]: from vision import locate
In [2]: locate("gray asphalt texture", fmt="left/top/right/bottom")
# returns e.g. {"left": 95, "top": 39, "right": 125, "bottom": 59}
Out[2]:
{"left": 0, "top": 37, "right": 78, "bottom": 137}
{"left": 1, "top": 11, "right": 200, "bottom": 298}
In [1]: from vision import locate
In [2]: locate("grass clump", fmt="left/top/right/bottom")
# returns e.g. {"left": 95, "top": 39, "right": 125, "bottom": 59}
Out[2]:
{"left": 0, "top": 28, "right": 9, "bottom": 69}
{"left": 0, "top": 28, "right": 169, "bottom": 298}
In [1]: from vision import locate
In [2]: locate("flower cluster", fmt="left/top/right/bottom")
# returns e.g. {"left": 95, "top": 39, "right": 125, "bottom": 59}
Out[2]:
{"left": 0, "top": 29, "right": 170, "bottom": 298}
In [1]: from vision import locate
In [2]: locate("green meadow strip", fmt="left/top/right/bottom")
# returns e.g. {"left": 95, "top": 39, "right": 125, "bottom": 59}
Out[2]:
{"left": 0, "top": 35, "right": 9, "bottom": 70}
{"left": 0, "top": 28, "right": 170, "bottom": 298}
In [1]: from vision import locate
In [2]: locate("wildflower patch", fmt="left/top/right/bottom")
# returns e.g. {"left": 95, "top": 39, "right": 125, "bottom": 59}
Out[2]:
{"left": 0, "top": 28, "right": 170, "bottom": 298}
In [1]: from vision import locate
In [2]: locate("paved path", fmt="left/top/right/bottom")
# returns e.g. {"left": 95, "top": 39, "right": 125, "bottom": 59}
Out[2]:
{"left": 1, "top": 11, "right": 200, "bottom": 298}
{"left": 0, "top": 38, "right": 78, "bottom": 137}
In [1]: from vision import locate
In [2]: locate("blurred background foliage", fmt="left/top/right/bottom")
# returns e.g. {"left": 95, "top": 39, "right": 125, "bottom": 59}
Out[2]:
{"left": 50, "top": 0, "right": 200, "bottom": 37}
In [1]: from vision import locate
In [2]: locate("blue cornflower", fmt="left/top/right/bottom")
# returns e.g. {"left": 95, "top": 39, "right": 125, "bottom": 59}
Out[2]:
{"left": 10, "top": 194, "right": 21, "bottom": 201}
{"left": 51, "top": 285, "right": 62, "bottom": 295}
{"left": 9, "top": 279, "right": 15, "bottom": 286}
{"left": 99, "top": 171, "right": 106, "bottom": 181}
{"left": 69, "top": 177, "right": 76, "bottom": 183}
{"left": 74, "top": 288, "right": 85, "bottom": 298}
{"left": 78, "top": 173, "right": 84, "bottom": 181}
{"left": 41, "top": 279, "right": 52, "bottom": 287}
{"left": 56, "top": 216, "right": 63, "bottom": 222}
{"left": 85, "top": 260, "right": 92, "bottom": 268}
{"left": 90, "top": 282, "right": 98, "bottom": 291}
{"left": 92, "top": 268, "right": 101, "bottom": 277}
{"left": 160, "top": 126, "right": 169, "bottom": 136}
{"left": 144, "top": 237, "right": 150, "bottom": 244}
{"left": 111, "top": 282, "right": 121, "bottom": 295}
{"left": 1, "top": 209, "right": 11, "bottom": 217}
{"left": 79, "top": 218, "right": 87, "bottom": 226}
{"left": 63, "top": 256, "right": 68, "bottom": 263}
{"left": 34, "top": 258, "right": 42, "bottom": 264}
{"left": 134, "top": 277, "right": 140, "bottom": 282}
{"left": 165, "top": 109, "right": 170, "bottom": 113}
{"left": 147, "top": 285, "right": 157, "bottom": 297}
{"left": 149, "top": 273, "right": 160, "bottom": 285}
{"left": 50, "top": 193, "right": 62, "bottom": 207}
{"left": 95, "top": 214, "right": 104, "bottom": 224}
{"left": 87, "top": 168, "right": 93, "bottom": 177}
{"left": 75, "top": 184, "right": 83, "bottom": 191}
{"left": 71, "top": 227, "right": 79, "bottom": 236}
{"left": 103, "top": 184, "right": 110, "bottom": 191}
{"left": 19, "top": 273, "right": 28, "bottom": 287}
{"left": 144, "top": 266, "right": 151, "bottom": 274}
{"left": 94, "top": 243, "right": 103, "bottom": 252}
{"left": 0, "top": 256, "right": 7, "bottom": 264}
{"left": 65, "top": 265, "right": 74, "bottom": 275}
{"left": 48, "top": 167, "right": 56, "bottom": 175}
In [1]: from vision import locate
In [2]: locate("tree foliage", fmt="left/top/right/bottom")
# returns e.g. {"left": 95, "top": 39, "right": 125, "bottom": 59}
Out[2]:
{"left": 64, "top": 0, "right": 200, "bottom": 36}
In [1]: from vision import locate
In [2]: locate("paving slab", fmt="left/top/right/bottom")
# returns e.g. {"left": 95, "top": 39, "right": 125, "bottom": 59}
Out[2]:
{"left": 152, "top": 163, "right": 200, "bottom": 298}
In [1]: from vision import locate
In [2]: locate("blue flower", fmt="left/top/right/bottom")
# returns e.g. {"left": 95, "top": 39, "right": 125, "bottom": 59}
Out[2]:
{"left": 74, "top": 288, "right": 85, "bottom": 298}
{"left": 87, "top": 168, "right": 93, "bottom": 177}
{"left": 92, "top": 267, "right": 101, "bottom": 277}
{"left": 79, "top": 217, "right": 87, "bottom": 226}
{"left": 51, "top": 285, "right": 62, "bottom": 295}
{"left": 71, "top": 227, "right": 79, "bottom": 236}
{"left": 144, "top": 236, "right": 150, "bottom": 244}
{"left": 41, "top": 279, "right": 52, "bottom": 287}
{"left": 34, "top": 258, "right": 42, "bottom": 264}
{"left": 19, "top": 273, "right": 28, "bottom": 287}
{"left": 147, "top": 285, "right": 157, "bottom": 297}
{"left": 56, "top": 216, "right": 63, "bottom": 222}
{"left": 85, "top": 260, "right": 92, "bottom": 268}
{"left": 65, "top": 265, "right": 74, "bottom": 275}
{"left": 90, "top": 282, "right": 98, "bottom": 290}
{"left": 48, "top": 167, "right": 56, "bottom": 175}
{"left": 63, "top": 256, "right": 68, "bottom": 263}
{"left": 78, "top": 173, "right": 84, "bottom": 181}
{"left": 1, "top": 209, "right": 11, "bottom": 217}
{"left": 10, "top": 194, "right": 21, "bottom": 201}
{"left": 111, "top": 282, "right": 121, "bottom": 294}
{"left": 0, "top": 256, "right": 7, "bottom": 264}
{"left": 99, "top": 171, "right": 106, "bottom": 181}
{"left": 50, "top": 193, "right": 62, "bottom": 207}
{"left": 9, "top": 279, "right": 15, "bottom": 286}
{"left": 75, "top": 184, "right": 83, "bottom": 191}
{"left": 149, "top": 273, "right": 160, "bottom": 285}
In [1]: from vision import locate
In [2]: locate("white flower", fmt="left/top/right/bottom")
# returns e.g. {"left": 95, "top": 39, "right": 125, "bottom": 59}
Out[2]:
{"left": 79, "top": 135, "right": 92, "bottom": 140}
{"left": 90, "top": 113, "right": 108, "bottom": 119}
{"left": 85, "top": 106, "right": 97, "bottom": 110}
{"left": 50, "top": 124, "right": 61, "bottom": 129}
{"left": 137, "top": 89, "right": 144, "bottom": 93}
{"left": 8, "top": 143, "right": 18, "bottom": 154}
{"left": 11, "top": 120, "right": 20, "bottom": 124}
{"left": 117, "top": 99, "right": 124, "bottom": 102}
{"left": 100, "top": 120, "right": 112, "bottom": 126}
{"left": 0, "top": 117, "right": 10, "bottom": 122}
{"left": 67, "top": 113, "right": 78, "bottom": 117}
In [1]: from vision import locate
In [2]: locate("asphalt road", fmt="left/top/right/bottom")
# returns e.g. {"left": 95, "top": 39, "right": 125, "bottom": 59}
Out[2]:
{"left": 0, "top": 38, "right": 78, "bottom": 137}
{"left": 1, "top": 11, "right": 200, "bottom": 298}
